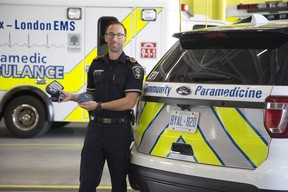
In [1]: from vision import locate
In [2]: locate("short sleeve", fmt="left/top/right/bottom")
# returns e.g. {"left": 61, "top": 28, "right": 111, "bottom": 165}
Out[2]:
{"left": 86, "top": 60, "right": 96, "bottom": 92}
{"left": 125, "top": 63, "right": 144, "bottom": 95}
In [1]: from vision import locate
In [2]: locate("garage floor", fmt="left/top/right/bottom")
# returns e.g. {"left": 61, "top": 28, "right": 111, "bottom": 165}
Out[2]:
{"left": 0, "top": 121, "right": 137, "bottom": 192}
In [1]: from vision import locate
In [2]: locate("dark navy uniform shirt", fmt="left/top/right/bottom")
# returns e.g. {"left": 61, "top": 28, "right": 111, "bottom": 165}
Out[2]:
{"left": 86, "top": 52, "right": 144, "bottom": 118}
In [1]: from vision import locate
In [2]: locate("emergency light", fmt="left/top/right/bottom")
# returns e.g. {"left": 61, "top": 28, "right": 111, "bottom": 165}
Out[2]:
{"left": 141, "top": 9, "right": 157, "bottom": 21}
{"left": 67, "top": 8, "right": 82, "bottom": 20}
{"left": 237, "top": 1, "right": 288, "bottom": 13}
{"left": 181, "top": 4, "right": 193, "bottom": 17}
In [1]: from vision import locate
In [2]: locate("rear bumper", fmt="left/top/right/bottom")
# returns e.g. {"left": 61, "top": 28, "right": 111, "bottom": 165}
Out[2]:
{"left": 129, "top": 140, "right": 288, "bottom": 192}
{"left": 129, "top": 164, "right": 262, "bottom": 192}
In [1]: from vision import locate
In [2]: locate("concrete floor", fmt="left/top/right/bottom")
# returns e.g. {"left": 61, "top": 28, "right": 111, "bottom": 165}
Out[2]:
{"left": 0, "top": 120, "right": 138, "bottom": 192}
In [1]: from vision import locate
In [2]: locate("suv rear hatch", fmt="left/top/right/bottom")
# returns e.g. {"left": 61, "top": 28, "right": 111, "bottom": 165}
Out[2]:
{"left": 133, "top": 23, "right": 288, "bottom": 170}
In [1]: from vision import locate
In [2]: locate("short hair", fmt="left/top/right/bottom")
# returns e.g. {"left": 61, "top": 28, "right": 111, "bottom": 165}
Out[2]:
{"left": 105, "top": 20, "right": 127, "bottom": 36}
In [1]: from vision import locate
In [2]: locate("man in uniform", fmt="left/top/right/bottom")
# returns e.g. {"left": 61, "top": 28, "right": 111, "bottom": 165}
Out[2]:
{"left": 60, "top": 21, "right": 144, "bottom": 192}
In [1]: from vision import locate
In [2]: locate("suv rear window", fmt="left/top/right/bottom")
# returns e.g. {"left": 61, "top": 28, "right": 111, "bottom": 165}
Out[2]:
{"left": 148, "top": 38, "right": 288, "bottom": 85}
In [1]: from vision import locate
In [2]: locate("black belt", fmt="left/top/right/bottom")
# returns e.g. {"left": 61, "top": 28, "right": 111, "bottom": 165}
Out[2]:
{"left": 90, "top": 116, "right": 128, "bottom": 124}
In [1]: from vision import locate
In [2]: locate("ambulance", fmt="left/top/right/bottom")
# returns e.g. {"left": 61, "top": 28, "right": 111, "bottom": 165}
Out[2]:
{"left": 0, "top": 0, "right": 190, "bottom": 138}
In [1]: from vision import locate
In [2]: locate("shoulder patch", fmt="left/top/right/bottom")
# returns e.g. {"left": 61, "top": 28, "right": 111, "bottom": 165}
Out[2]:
{"left": 132, "top": 65, "right": 143, "bottom": 79}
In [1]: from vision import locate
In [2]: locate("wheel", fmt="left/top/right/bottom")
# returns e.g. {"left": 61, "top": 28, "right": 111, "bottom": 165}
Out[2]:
{"left": 4, "top": 95, "right": 51, "bottom": 138}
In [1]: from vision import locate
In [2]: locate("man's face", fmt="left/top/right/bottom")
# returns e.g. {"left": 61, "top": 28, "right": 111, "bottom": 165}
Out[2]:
{"left": 105, "top": 24, "right": 126, "bottom": 53}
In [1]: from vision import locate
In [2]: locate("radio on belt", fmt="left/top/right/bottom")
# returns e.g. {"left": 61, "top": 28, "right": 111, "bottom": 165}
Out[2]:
{"left": 46, "top": 80, "right": 65, "bottom": 102}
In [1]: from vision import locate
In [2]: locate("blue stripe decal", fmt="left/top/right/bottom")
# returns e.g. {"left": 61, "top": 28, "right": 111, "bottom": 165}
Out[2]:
{"left": 137, "top": 101, "right": 147, "bottom": 122}
{"left": 149, "top": 124, "right": 168, "bottom": 154}
{"left": 138, "top": 104, "right": 166, "bottom": 148}
{"left": 211, "top": 107, "right": 257, "bottom": 169}
{"left": 236, "top": 108, "right": 268, "bottom": 146}
{"left": 197, "top": 125, "right": 225, "bottom": 166}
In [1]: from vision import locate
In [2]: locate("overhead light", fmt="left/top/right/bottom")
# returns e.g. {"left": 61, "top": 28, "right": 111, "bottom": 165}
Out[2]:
{"left": 181, "top": 4, "right": 193, "bottom": 17}
{"left": 67, "top": 8, "right": 82, "bottom": 20}
{"left": 141, "top": 9, "right": 157, "bottom": 21}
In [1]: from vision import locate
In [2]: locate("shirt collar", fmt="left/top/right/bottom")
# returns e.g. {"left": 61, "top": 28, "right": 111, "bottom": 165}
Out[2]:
{"left": 103, "top": 52, "right": 126, "bottom": 65}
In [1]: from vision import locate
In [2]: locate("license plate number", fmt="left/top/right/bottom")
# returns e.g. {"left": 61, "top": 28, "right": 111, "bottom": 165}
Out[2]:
{"left": 168, "top": 110, "right": 199, "bottom": 133}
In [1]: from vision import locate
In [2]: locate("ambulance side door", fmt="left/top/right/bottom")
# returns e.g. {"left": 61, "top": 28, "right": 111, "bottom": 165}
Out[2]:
{"left": 85, "top": 7, "right": 134, "bottom": 65}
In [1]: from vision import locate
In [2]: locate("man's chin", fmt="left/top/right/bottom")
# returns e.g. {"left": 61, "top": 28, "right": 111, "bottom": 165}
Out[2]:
{"left": 110, "top": 48, "right": 122, "bottom": 53}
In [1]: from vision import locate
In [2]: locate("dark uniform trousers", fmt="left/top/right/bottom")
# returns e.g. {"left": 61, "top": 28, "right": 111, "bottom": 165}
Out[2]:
{"left": 79, "top": 120, "right": 132, "bottom": 192}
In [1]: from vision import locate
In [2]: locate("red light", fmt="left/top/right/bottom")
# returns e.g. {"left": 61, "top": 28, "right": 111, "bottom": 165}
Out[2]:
{"left": 265, "top": 96, "right": 288, "bottom": 138}
{"left": 237, "top": 4, "right": 246, "bottom": 10}
{"left": 248, "top": 4, "right": 256, "bottom": 9}
{"left": 181, "top": 4, "right": 193, "bottom": 17}
{"left": 237, "top": 4, "right": 257, "bottom": 10}
{"left": 266, "top": 109, "right": 282, "bottom": 128}
{"left": 181, "top": 4, "right": 189, "bottom": 12}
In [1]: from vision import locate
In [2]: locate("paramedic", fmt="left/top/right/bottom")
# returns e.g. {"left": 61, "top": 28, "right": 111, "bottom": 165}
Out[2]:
{"left": 59, "top": 21, "right": 144, "bottom": 192}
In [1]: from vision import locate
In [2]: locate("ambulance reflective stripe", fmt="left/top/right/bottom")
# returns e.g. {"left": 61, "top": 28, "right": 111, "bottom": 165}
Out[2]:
{"left": 59, "top": 59, "right": 86, "bottom": 121}
{"left": 122, "top": 8, "right": 162, "bottom": 46}
{"left": 65, "top": 8, "right": 162, "bottom": 121}
{"left": 213, "top": 107, "right": 269, "bottom": 168}
{"left": 135, "top": 103, "right": 270, "bottom": 169}
{"left": 83, "top": 8, "right": 163, "bottom": 67}
{"left": 55, "top": 58, "right": 87, "bottom": 121}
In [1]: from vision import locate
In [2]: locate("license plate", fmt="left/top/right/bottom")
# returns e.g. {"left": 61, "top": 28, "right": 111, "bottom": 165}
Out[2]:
{"left": 168, "top": 110, "right": 199, "bottom": 133}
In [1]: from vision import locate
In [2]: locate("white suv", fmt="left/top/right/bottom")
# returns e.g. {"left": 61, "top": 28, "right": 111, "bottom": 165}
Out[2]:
{"left": 129, "top": 18, "right": 288, "bottom": 192}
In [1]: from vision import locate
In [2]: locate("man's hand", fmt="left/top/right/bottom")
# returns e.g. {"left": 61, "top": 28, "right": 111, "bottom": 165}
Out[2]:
{"left": 58, "top": 90, "right": 74, "bottom": 102}
{"left": 78, "top": 101, "right": 98, "bottom": 111}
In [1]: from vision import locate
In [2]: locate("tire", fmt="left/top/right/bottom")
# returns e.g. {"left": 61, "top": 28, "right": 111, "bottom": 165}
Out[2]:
{"left": 4, "top": 95, "right": 51, "bottom": 138}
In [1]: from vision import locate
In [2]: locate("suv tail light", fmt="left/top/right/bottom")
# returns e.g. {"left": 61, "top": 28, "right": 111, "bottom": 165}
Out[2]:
{"left": 265, "top": 96, "right": 288, "bottom": 138}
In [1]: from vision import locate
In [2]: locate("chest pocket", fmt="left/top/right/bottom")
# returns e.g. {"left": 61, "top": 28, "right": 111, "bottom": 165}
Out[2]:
{"left": 111, "top": 71, "right": 126, "bottom": 99}
{"left": 93, "top": 72, "right": 104, "bottom": 85}
{"left": 93, "top": 72, "right": 104, "bottom": 100}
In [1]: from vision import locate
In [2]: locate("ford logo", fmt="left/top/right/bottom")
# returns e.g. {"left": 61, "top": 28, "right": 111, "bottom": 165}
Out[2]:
{"left": 176, "top": 86, "right": 192, "bottom": 95}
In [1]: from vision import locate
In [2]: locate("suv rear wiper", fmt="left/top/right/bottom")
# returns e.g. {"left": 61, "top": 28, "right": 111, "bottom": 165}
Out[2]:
{"left": 187, "top": 72, "right": 231, "bottom": 82}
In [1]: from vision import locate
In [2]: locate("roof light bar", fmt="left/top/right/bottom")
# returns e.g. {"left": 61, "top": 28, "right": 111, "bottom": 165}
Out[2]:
{"left": 237, "top": 1, "right": 288, "bottom": 13}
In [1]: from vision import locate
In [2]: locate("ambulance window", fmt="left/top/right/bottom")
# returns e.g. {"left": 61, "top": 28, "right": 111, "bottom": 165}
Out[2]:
{"left": 97, "top": 17, "right": 118, "bottom": 56}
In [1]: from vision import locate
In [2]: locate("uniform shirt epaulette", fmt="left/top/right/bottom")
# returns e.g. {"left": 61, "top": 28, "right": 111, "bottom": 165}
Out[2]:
{"left": 94, "top": 55, "right": 104, "bottom": 61}
{"left": 126, "top": 56, "right": 138, "bottom": 64}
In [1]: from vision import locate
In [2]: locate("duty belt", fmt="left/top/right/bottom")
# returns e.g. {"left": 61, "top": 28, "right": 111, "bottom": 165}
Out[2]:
{"left": 90, "top": 116, "right": 128, "bottom": 124}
